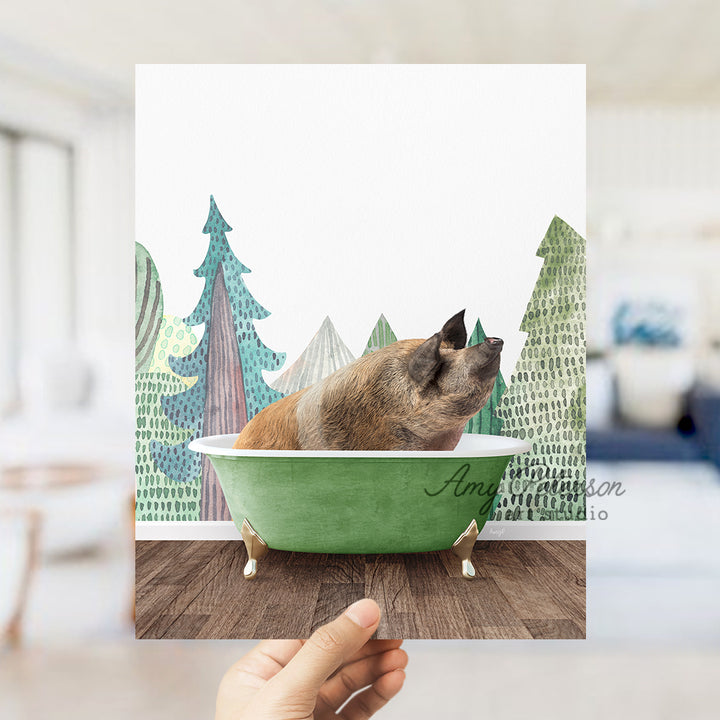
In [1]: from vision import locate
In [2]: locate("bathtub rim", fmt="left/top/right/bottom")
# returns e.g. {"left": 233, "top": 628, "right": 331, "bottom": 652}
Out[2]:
{"left": 189, "top": 433, "right": 532, "bottom": 459}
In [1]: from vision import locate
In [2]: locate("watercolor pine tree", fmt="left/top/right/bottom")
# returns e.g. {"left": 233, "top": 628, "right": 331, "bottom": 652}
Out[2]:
{"left": 362, "top": 314, "right": 398, "bottom": 355}
{"left": 495, "top": 216, "right": 586, "bottom": 521}
{"left": 151, "top": 196, "right": 285, "bottom": 521}
{"left": 272, "top": 316, "right": 354, "bottom": 395}
{"left": 463, "top": 318, "right": 507, "bottom": 436}
{"left": 462, "top": 317, "right": 508, "bottom": 520}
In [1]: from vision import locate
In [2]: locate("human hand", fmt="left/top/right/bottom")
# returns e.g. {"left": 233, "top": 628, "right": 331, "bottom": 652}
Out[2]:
{"left": 215, "top": 598, "right": 407, "bottom": 719}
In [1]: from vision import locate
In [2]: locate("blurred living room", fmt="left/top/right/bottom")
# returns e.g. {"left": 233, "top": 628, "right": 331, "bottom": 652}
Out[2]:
{"left": 1, "top": 2, "right": 719, "bottom": 718}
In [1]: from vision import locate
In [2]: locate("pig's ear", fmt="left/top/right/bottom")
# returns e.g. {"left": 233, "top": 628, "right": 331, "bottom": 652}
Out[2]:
{"left": 409, "top": 332, "right": 443, "bottom": 386}
{"left": 440, "top": 309, "right": 467, "bottom": 349}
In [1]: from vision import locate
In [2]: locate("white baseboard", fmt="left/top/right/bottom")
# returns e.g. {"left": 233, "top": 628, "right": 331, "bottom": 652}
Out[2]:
{"left": 135, "top": 520, "right": 585, "bottom": 542}
{"left": 136, "top": 521, "right": 243, "bottom": 541}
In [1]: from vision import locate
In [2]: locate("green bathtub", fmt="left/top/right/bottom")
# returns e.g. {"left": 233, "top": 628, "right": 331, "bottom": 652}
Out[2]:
{"left": 190, "top": 433, "right": 531, "bottom": 579}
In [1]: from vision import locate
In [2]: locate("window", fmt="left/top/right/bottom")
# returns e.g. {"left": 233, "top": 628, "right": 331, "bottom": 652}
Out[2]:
{"left": 0, "top": 128, "right": 74, "bottom": 416}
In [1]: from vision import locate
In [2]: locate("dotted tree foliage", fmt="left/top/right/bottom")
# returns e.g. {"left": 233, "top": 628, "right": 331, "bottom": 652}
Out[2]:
{"left": 136, "top": 372, "right": 201, "bottom": 520}
{"left": 150, "top": 196, "right": 285, "bottom": 519}
{"left": 149, "top": 315, "right": 200, "bottom": 387}
{"left": 495, "top": 217, "right": 586, "bottom": 521}
{"left": 135, "top": 245, "right": 200, "bottom": 520}
{"left": 183, "top": 196, "right": 286, "bottom": 418}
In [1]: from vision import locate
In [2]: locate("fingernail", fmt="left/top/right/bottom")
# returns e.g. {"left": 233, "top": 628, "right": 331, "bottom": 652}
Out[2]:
{"left": 345, "top": 599, "right": 380, "bottom": 628}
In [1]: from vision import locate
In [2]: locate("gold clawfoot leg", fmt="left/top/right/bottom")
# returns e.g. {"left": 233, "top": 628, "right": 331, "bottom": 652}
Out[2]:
{"left": 451, "top": 519, "right": 479, "bottom": 580}
{"left": 240, "top": 519, "right": 268, "bottom": 580}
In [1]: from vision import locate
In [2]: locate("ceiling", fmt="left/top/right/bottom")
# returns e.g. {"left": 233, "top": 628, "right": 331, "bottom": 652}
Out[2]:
{"left": 1, "top": 0, "right": 719, "bottom": 106}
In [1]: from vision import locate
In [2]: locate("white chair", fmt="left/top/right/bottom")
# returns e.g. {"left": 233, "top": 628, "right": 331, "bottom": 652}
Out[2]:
{"left": 0, "top": 509, "right": 41, "bottom": 648}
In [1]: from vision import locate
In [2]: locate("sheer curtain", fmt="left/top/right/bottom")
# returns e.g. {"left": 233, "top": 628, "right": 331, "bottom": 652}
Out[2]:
{"left": 0, "top": 130, "right": 74, "bottom": 417}
{"left": 0, "top": 132, "right": 18, "bottom": 416}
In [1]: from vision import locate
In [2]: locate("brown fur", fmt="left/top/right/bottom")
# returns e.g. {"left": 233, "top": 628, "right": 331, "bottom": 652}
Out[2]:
{"left": 234, "top": 311, "right": 502, "bottom": 452}
{"left": 232, "top": 387, "right": 308, "bottom": 449}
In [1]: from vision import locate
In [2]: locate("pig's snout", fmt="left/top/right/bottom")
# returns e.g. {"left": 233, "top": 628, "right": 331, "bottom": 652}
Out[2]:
{"left": 469, "top": 337, "right": 502, "bottom": 380}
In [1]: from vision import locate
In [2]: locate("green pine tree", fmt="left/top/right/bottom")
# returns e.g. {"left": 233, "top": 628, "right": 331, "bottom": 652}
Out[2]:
{"left": 495, "top": 217, "right": 586, "bottom": 521}
{"left": 362, "top": 314, "right": 398, "bottom": 355}
{"left": 463, "top": 318, "right": 507, "bottom": 435}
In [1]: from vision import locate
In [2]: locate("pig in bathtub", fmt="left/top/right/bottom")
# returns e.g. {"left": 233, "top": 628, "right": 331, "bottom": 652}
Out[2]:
{"left": 233, "top": 310, "right": 502, "bottom": 451}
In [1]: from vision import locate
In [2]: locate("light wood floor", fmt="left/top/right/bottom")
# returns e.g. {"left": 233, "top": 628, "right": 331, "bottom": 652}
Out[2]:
{"left": 135, "top": 540, "right": 585, "bottom": 640}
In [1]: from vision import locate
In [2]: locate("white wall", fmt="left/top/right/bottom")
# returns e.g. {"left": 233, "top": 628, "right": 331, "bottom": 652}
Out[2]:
{"left": 15, "top": 138, "right": 74, "bottom": 411}
{"left": 74, "top": 109, "right": 134, "bottom": 419}
{"left": 0, "top": 134, "right": 16, "bottom": 414}
{"left": 587, "top": 106, "right": 720, "bottom": 362}
{"left": 589, "top": 106, "right": 720, "bottom": 195}
{"left": 137, "top": 64, "right": 586, "bottom": 383}
{"left": 0, "top": 70, "right": 134, "bottom": 422}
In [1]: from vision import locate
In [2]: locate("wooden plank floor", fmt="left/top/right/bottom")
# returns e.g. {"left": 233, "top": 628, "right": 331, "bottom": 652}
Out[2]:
{"left": 135, "top": 540, "right": 585, "bottom": 640}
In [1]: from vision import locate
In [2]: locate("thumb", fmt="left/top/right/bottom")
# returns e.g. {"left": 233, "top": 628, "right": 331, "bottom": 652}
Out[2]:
{"left": 270, "top": 599, "right": 381, "bottom": 699}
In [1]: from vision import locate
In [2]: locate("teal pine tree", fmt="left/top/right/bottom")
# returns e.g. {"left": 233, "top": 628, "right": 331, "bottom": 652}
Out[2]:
{"left": 362, "top": 314, "right": 398, "bottom": 355}
{"left": 151, "top": 195, "right": 285, "bottom": 520}
{"left": 463, "top": 318, "right": 506, "bottom": 435}
{"left": 495, "top": 217, "right": 586, "bottom": 521}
